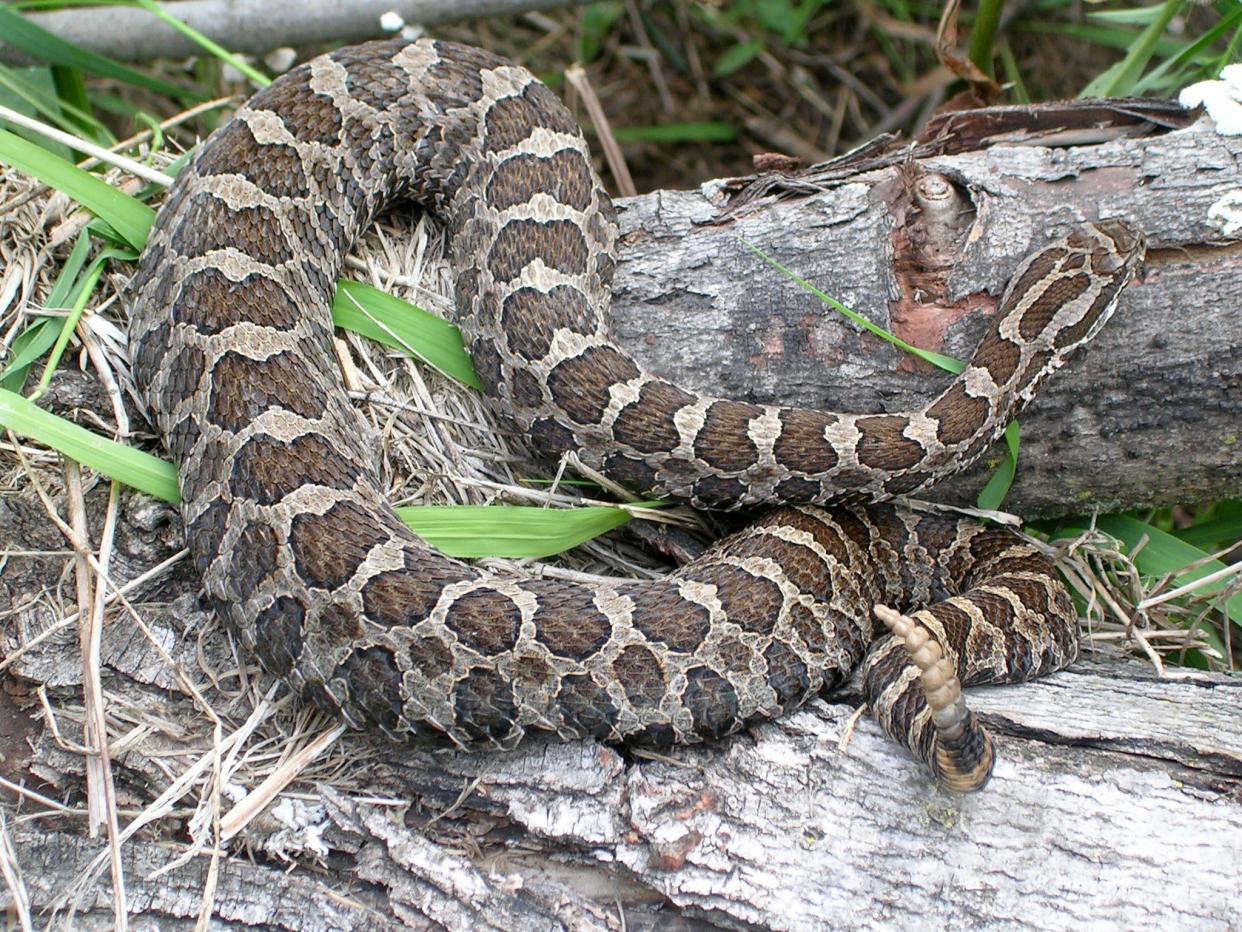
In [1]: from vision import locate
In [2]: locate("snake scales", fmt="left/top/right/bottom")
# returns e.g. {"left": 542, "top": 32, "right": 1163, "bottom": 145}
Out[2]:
{"left": 127, "top": 38, "right": 1144, "bottom": 791}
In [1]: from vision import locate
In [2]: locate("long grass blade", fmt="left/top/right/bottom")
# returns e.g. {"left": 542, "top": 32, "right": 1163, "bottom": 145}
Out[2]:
{"left": 129, "top": 0, "right": 270, "bottom": 88}
{"left": 395, "top": 504, "right": 634, "bottom": 559}
{"left": 332, "top": 281, "right": 480, "bottom": 389}
{"left": 742, "top": 238, "right": 1021, "bottom": 506}
{"left": 0, "top": 3, "right": 195, "bottom": 100}
{"left": 0, "top": 128, "right": 154, "bottom": 248}
{"left": 0, "top": 387, "right": 181, "bottom": 502}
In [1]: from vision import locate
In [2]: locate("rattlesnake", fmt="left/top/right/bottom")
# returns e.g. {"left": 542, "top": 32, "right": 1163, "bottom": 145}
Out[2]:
{"left": 126, "top": 38, "right": 1144, "bottom": 791}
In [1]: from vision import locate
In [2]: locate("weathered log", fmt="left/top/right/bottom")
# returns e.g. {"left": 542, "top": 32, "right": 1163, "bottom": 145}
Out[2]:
{"left": 4, "top": 583, "right": 1241, "bottom": 931}
{"left": 607, "top": 116, "right": 1242, "bottom": 517}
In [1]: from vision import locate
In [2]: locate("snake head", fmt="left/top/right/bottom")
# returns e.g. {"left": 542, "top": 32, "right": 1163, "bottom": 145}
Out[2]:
{"left": 1082, "top": 219, "right": 1147, "bottom": 277}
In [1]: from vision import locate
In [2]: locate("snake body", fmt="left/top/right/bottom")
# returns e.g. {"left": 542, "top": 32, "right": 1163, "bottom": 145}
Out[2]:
{"left": 127, "top": 38, "right": 1144, "bottom": 789}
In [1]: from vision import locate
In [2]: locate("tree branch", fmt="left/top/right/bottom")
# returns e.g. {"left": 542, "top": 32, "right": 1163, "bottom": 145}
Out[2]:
{"left": 0, "top": 0, "right": 594, "bottom": 64}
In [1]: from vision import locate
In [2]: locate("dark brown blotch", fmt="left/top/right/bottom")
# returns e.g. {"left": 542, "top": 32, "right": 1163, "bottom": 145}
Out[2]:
{"left": 360, "top": 568, "right": 447, "bottom": 628}
{"left": 470, "top": 338, "right": 504, "bottom": 394}
{"left": 1000, "top": 247, "right": 1065, "bottom": 324}
{"left": 194, "top": 119, "right": 310, "bottom": 198}
{"left": 172, "top": 194, "right": 292, "bottom": 266}
{"left": 545, "top": 346, "right": 639, "bottom": 425}
{"left": 773, "top": 409, "right": 838, "bottom": 475}
{"left": 680, "top": 563, "right": 783, "bottom": 635}
{"left": 611, "top": 381, "right": 696, "bottom": 455}
{"left": 555, "top": 672, "right": 618, "bottom": 739}
{"left": 530, "top": 598, "right": 612, "bottom": 661}
{"left": 187, "top": 498, "right": 231, "bottom": 578}
{"left": 500, "top": 285, "right": 594, "bottom": 360}
{"left": 626, "top": 583, "right": 712, "bottom": 654}
{"left": 925, "top": 384, "right": 991, "bottom": 448}
{"left": 722, "top": 534, "right": 828, "bottom": 595}
{"left": 774, "top": 477, "right": 822, "bottom": 502}
{"left": 855, "top": 415, "right": 925, "bottom": 471}
{"left": 163, "top": 343, "right": 207, "bottom": 411}
{"left": 761, "top": 509, "right": 851, "bottom": 565}
{"left": 482, "top": 83, "right": 580, "bottom": 154}
{"left": 611, "top": 643, "right": 667, "bottom": 709}
{"left": 444, "top": 587, "right": 522, "bottom": 657}
{"left": 763, "top": 639, "right": 811, "bottom": 706}
{"left": 509, "top": 367, "right": 546, "bottom": 409}
{"left": 691, "top": 475, "right": 749, "bottom": 507}
{"left": 410, "top": 634, "right": 456, "bottom": 680}
{"left": 486, "top": 149, "right": 594, "bottom": 212}
{"left": 234, "top": 432, "right": 362, "bottom": 506}
{"left": 1016, "top": 273, "right": 1092, "bottom": 342}
{"left": 319, "top": 599, "right": 365, "bottom": 644}
{"left": 233, "top": 520, "right": 281, "bottom": 602}
{"left": 288, "top": 499, "right": 388, "bottom": 590}
{"left": 248, "top": 75, "right": 343, "bottom": 146}
{"left": 488, "top": 219, "right": 589, "bottom": 281}
{"left": 970, "top": 331, "right": 1023, "bottom": 386}
{"left": 453, "top": 666, "right": 518, "bottom": 742}
{"left": 683, "top": 665, "right": 740, "bottom": 740}
{"left": 173, "top": 268, "right": 306, "bottom": 336}
{"left": 695, "top": 401, "right": 764, "bottom": 472}
{"left": 603, "top": 454, "right": 659, "bottom": 492}
{"left": 254, "top": 595, "right": 306, "bottom": 676}
{"left": 335, "top": 645, "right": 404, "bottom": 732}
{"left": 529, "top": 417, "right": 576, "bottom": 455}
{"left": 206, "top": 350, "right": 327, "bottom": 428}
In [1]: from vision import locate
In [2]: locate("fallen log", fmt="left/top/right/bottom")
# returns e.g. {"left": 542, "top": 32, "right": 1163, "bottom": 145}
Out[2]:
{"left": 607, "top": 111, "right": 1242, "bottom": 517}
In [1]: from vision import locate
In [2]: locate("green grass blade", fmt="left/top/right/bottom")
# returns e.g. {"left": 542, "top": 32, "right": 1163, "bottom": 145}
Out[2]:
{"left": 0, "top": 62, "right": 111, "bottom": 142}
{"left": 0, "top": 128, "right": 154, "bottom": 248}
{"left": 0, "top": 387, "right": 639, "bottom": 558}
{"left": 0, "top": 3, "right": 195, "bottom": 100}
{"left": 741, "top": 239, "right": 965, "bottom": 372}
{"left": 1173, "top": 503, "right": 1242, "bottom": 551}
{"left": 31, "top": 256, "right": 108, "bottom": 398}
{"left": 743, "top": 239, "right": 1026, "bottom": 507}
{"left": 129, "top": 0, "right": 270, "bottom": 88}
{"left": 0, "top": 387, "right": 181, "bottom": 502}
{"left": 332, "top": 280, "right": 481, "bottom": 389}
{"left": 1130, "top": 7, "right": 1242, "bottom": 95}
{"left": 612, "top": 122, "right": 737, "bottom": 144}
{"left": 1080, "top": 0, "right": 1184, "bottom": 97}
{"left": 0, "top": 318, "right": 59, "bottom": 393}
{"left": 714, "top": 39, "right": 765, "bottom": 77}
{"left": 395, "top": 504, "right": 633, "bottom": 559}
{"left": 976, "top": 421, "right": 1020, "bottom": 510}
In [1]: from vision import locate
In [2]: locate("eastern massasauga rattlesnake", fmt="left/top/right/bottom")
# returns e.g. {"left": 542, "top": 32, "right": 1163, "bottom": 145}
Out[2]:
{"left": 126, "top": 38, "right": 1145, "bottom": 792}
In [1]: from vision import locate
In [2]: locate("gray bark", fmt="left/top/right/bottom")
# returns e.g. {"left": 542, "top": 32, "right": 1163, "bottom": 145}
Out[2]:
{"left": 0, "top": 0, "right": 593, "bottom": 64}
{"left": 608, "top": 118, "right": 1242, "bottom": 517}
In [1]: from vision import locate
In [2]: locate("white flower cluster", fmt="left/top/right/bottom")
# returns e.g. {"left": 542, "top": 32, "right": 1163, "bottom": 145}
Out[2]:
{"left": 1179, "top": 63, "right": 1242, "bottom": 135}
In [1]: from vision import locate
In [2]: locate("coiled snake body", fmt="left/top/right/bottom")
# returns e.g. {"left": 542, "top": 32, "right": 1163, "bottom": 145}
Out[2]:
{"left": 127, "top": 39, "right": 1144, "bottom": 791}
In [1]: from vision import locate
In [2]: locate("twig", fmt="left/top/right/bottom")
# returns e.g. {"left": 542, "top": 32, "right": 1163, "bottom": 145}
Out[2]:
{"left": 564, "top": 63, "right": 637, "bottom": 197}
{"left": 0, "top": 105, "right": 174, "bottom": 187}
